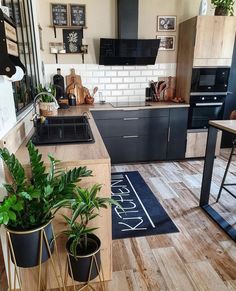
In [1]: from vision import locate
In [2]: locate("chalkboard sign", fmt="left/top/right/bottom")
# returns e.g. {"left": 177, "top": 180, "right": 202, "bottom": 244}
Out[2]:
{"left": 70, "top": 4, "right": 86, "bottom": 27}
{"left": 63, "top": 29, "right": 83, "bottom": 53}
{"left": 51, "top": 4, "right": 68, "bottom": 26}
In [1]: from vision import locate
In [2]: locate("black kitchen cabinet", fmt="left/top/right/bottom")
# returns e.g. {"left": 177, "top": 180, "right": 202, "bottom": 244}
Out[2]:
{"left": 91, "top": 107, "right": 188, "bottom": 163}
{"left": 167, "top": 108, "right": 188, "bottom": 160}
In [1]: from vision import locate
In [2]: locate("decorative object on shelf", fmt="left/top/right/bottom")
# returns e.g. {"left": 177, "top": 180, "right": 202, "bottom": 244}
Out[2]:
{"left": 63, "top": 28, "right": 83, "bottom": 53}
{"left": 199, "top": 0, "right": 208, "bottom": 15}
{"left": 212, "top": 0, "right": 234, "bottom": 15}
{"left": 0, "top": 142, "right": 92, "bottom": 290}
{"left": 35, "top": 84, "right": 59, "bottom": 116}
{"left": 51, "top": 3, "right": 68, "bottom": 26}
{"left": 0, "top": 9, "right": 25, "bottom": 78}
{"left": 62, "top": 184, "right": 119, "bottom": 289}
{"left": 81, "top": 41, "right": 88, "bottom": 64}
{"left": 49, "top": 42, "right": 65, "bottom": 63}
{"left": 157, "top": 16, "right": 177, "bottom": 31}
{"left": 66, "top": 68, "right": 84, "bottom": 104}
{"left": 70, "top": 4, "right": 86, "bottom": 27}
{"left": 156, "top": 35, "right": 175, "bottom": 51}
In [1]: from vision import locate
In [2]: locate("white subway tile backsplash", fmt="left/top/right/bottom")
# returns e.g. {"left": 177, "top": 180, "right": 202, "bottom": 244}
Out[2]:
{"left": 105, "top": 71, "right": 117, "bottom": 77}
{"left": 112, "top": 66, "right": 123, "bottom": 70}
{"left": 106, "top": 84, "right": 117, "bottom": 90}
{"left": 112, "top": 77, "right": 123, "bottom": 83}
{"left": 124, "top": 77, "right": 135, "bottom": 83}
{"left": 99, "top": 77, "right": 111, "bottom": 84}
{"left": 93, "top": 71, "right": 105, "bottom": 77}
{"left": 118, "top": 71, "right": 129, "bottom": 77}
{"left": 118, "top": 83, "right": 129, "bottom": 89}
{"left": 135, "top": 77, "right": 146, "bottom": 82}
{"left": 142, "top": 71, "right": 153, "bottom": 76}
{"left": 130, "top": 71, "right": 141, "bottom": 76}
{"left": 129, "top": 83, "right": 140, "bottom": 89}
{"left": 112, "top": 90, "right": 123, "bottom": 96}
{"left": 44, "top": 63, "right": 176, "bottom": 102}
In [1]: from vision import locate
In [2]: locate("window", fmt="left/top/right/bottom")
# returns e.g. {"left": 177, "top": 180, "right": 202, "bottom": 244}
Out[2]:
{"left": 2, "top": 0, "right": 39, "bottom": 114}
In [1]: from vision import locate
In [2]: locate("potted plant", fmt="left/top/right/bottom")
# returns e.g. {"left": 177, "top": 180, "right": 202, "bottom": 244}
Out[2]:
{"left": 212, "top": 0, "right": 235, "bottom": 16}
{"left": 36, "top": 84, "right": 59, "bottom": 116}
{"left": 0, "top": 141, "right": 92, "bottom": 268}
{"left": 63, "top": 184, "right": 119, "bottom": 283}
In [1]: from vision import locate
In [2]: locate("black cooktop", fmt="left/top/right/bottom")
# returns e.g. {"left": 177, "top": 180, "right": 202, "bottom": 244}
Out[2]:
{"left": 110, "top": 101, "right": 151, "bottom": 108}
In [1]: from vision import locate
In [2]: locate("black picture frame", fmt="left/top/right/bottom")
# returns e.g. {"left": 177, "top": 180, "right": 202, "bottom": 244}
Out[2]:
{"left": 70, "top": 4, "right": 86, "bottom": 27}
{"left": 51, "top": 3, "right": 68, "bottom": 26}
{"left": 63, "top": 29, "right": 83, "bottom": 53}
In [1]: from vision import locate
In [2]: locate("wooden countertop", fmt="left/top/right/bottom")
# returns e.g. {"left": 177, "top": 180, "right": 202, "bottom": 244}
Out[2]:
{"left": 209, "top": 120, "right": 236, "bottom": 135}
{"left": 15, "top": 102, "right": 189, "bottom": 166}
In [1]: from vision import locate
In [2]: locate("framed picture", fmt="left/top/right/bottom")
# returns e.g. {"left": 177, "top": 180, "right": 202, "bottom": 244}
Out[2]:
{"left": 70, "top": 4, "right": 86, "bottom": 27}
{"left": 157, "top": 16, "right": 176, "bottom": 31}
{"left": 63, "top": 29, "right": 83, "bottom": 53}
{"left": 51, "top": 3, "right": 68, "bottom": 26}
{"left": 157, "top": 36, "right": 175, "bottom": 51}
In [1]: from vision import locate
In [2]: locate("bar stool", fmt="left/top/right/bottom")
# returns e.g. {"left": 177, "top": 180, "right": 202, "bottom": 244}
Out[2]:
{"left": 216, "top": 110, "right": 236, "bottom": 202}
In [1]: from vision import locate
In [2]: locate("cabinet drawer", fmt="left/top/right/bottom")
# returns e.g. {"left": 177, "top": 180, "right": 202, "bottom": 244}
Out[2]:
{"left": 91, "top": 109, "right": 169, "bottom": 120}
{"left": 103, "top": 133, "right": 167, "bottom": 164}
{"left": 95, "top": 116, "right": 169, "bottom": 138}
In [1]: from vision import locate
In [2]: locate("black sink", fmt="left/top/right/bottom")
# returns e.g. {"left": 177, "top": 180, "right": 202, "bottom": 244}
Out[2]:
{"left": 31, "top": 116, "right": 94, "bottom": 145}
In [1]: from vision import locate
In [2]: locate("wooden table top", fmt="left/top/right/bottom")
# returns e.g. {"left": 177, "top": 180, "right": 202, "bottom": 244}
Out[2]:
{"left": 209, "top": 120, "right": 236, "bottom": 135}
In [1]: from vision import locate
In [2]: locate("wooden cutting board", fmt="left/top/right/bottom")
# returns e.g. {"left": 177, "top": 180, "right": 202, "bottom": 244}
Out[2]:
{"left": 66, "top": 68, "right": 85, "bottom": 104}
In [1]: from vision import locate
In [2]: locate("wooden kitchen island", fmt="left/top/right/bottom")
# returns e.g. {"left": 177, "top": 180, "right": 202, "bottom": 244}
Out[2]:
{"left": 200, "top": 120, "right": 236, "bottom": 242}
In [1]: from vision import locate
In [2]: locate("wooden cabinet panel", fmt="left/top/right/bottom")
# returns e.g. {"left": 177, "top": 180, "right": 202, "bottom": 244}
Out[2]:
{"left": 185, "top": 130, "right": 222, "bottom": 158}
{"left": 194, "top": 16, "right": 236, "bottom": 62}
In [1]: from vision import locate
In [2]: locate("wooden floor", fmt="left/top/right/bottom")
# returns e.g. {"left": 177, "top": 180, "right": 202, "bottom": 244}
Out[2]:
{"left": 1, "top": 150, "right": 236, "bottom": 291}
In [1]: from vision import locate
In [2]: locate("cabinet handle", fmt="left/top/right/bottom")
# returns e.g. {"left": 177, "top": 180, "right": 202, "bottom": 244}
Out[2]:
{"left": 123, "top": 135, "right": 139, "bottom": 139}
{"left": 123, "top": 117, "right": 139, "bottom": 121}
{"left": 168, "top": 127, "right": 171, "bottom": 142}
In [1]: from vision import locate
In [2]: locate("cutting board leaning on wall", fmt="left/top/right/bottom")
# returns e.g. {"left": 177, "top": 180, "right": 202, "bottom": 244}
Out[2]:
{"left": 66, "top": 68, "right": 85, "bottom": 104}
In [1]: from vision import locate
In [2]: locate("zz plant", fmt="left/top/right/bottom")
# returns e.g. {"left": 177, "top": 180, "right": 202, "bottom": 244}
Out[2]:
{"left": 0, "top": 141, "right": 92, "bottom": 230}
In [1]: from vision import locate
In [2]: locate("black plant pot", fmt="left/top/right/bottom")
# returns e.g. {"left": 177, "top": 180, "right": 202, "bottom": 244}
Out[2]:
{"left": 6, "top": 220, "right": 54, "bottom": 268}
{"left": 66, "top": 234, "right": 101, "bottom": 282}
{"left": 215, "top": 7, "right": 229, "bottom": 16}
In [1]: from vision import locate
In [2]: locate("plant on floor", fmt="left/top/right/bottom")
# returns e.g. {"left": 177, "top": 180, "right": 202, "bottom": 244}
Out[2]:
{"left": 0, "top": 141, "right": 92, "bottom": 230}
{"left": 62, "top": 184, "right": 120, "bottom": 282}
{"left": 36, "top": 83, "right": 56, "bottom": 102}
{"left": 211, "top": 0, "right": 235, "bottom": 15}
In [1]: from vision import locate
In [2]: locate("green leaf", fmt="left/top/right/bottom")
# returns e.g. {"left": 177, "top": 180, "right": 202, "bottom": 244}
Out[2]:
{"left": 18, "top": 192, "right": 32, "bottom": 200}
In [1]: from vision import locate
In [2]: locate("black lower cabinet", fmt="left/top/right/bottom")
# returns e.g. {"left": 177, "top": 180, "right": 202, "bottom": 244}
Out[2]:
{"left": 92, "top": 108, "right": 188, "bottom": 164}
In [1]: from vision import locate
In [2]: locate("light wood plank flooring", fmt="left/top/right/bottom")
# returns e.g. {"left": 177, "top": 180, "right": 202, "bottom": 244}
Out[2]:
{"left": 1, "top": 151, "right": 236, "bottom": 291}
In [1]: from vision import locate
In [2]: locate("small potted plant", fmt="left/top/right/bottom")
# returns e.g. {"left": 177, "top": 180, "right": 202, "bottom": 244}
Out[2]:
{"left": 212, "top": 0, "right": 235, "bottom": 16}
{"left": 63, "top": 184, "right": 119, "bottom": 283}
{"left": 0, "top": 141, "right": 92, "bottom": 268}
{"left": 36, "top": 84, "right": 59, "bottom": 116}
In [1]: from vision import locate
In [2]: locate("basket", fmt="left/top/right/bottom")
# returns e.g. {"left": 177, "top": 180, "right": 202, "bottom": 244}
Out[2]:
{"left": 39, "top": 102, "right": 58, "bottom": 116}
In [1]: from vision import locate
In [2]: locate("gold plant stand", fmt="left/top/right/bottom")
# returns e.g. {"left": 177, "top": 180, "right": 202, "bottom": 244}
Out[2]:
{"left": 65, "top": 253, "right": 105, "bottom": 291}
{"left": 5, "top": 224, "right": 66, "bottom": 291}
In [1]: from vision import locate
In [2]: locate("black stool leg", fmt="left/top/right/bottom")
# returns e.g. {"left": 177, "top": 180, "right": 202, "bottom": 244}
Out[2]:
{"left": 216, "top": 142, "right": 236, "bottom": 202}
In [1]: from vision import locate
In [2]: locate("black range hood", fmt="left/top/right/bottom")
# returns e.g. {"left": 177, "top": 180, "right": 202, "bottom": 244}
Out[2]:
{"left": 99, "top": 0, "right": 160, "bottom": 66}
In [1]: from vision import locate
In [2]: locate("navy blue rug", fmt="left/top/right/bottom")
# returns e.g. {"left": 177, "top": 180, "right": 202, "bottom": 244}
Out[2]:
{"left": 111, "top": 171, "right": 179, "bottom": 240}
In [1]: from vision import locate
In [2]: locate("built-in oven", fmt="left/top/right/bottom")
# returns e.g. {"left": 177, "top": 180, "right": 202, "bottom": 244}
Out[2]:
{"left": 188, "top": 94, "right": 226, "bottom": 129}
{"left": 191, "top": 67, "right": 230, "bottom": 93}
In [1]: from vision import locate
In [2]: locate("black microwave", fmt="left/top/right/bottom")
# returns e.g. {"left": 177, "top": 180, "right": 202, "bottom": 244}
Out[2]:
{"left": 191, "top": 67, "right": 230, "bottom": 93}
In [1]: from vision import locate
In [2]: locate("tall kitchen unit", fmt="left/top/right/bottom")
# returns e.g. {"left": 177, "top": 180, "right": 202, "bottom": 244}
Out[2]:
{"left": 176, "top": 16, "right": 236, "bottom": 157}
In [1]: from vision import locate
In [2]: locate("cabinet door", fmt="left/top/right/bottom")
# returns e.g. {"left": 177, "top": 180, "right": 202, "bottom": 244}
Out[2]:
{"left": 194, "top": 16, "right": 236, "bottom": 61}
{"left": 167, "top": 108, "right": 188, "bottom": 160}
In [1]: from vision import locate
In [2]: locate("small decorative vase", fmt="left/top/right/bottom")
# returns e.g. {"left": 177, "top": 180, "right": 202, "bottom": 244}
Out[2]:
{"left": 199, "top": 0, "right": 208, "bottom": 15}
{"left": 215, "top": 7, "right": 229, "bottom": 16}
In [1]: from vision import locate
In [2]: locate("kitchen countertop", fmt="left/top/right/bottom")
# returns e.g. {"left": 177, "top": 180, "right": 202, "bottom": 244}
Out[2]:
{"left": 15, "top": 101, "right": 189, "bottom": 166}
{"left": 209, "top": 120, "right": 236, "bottom": 135}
